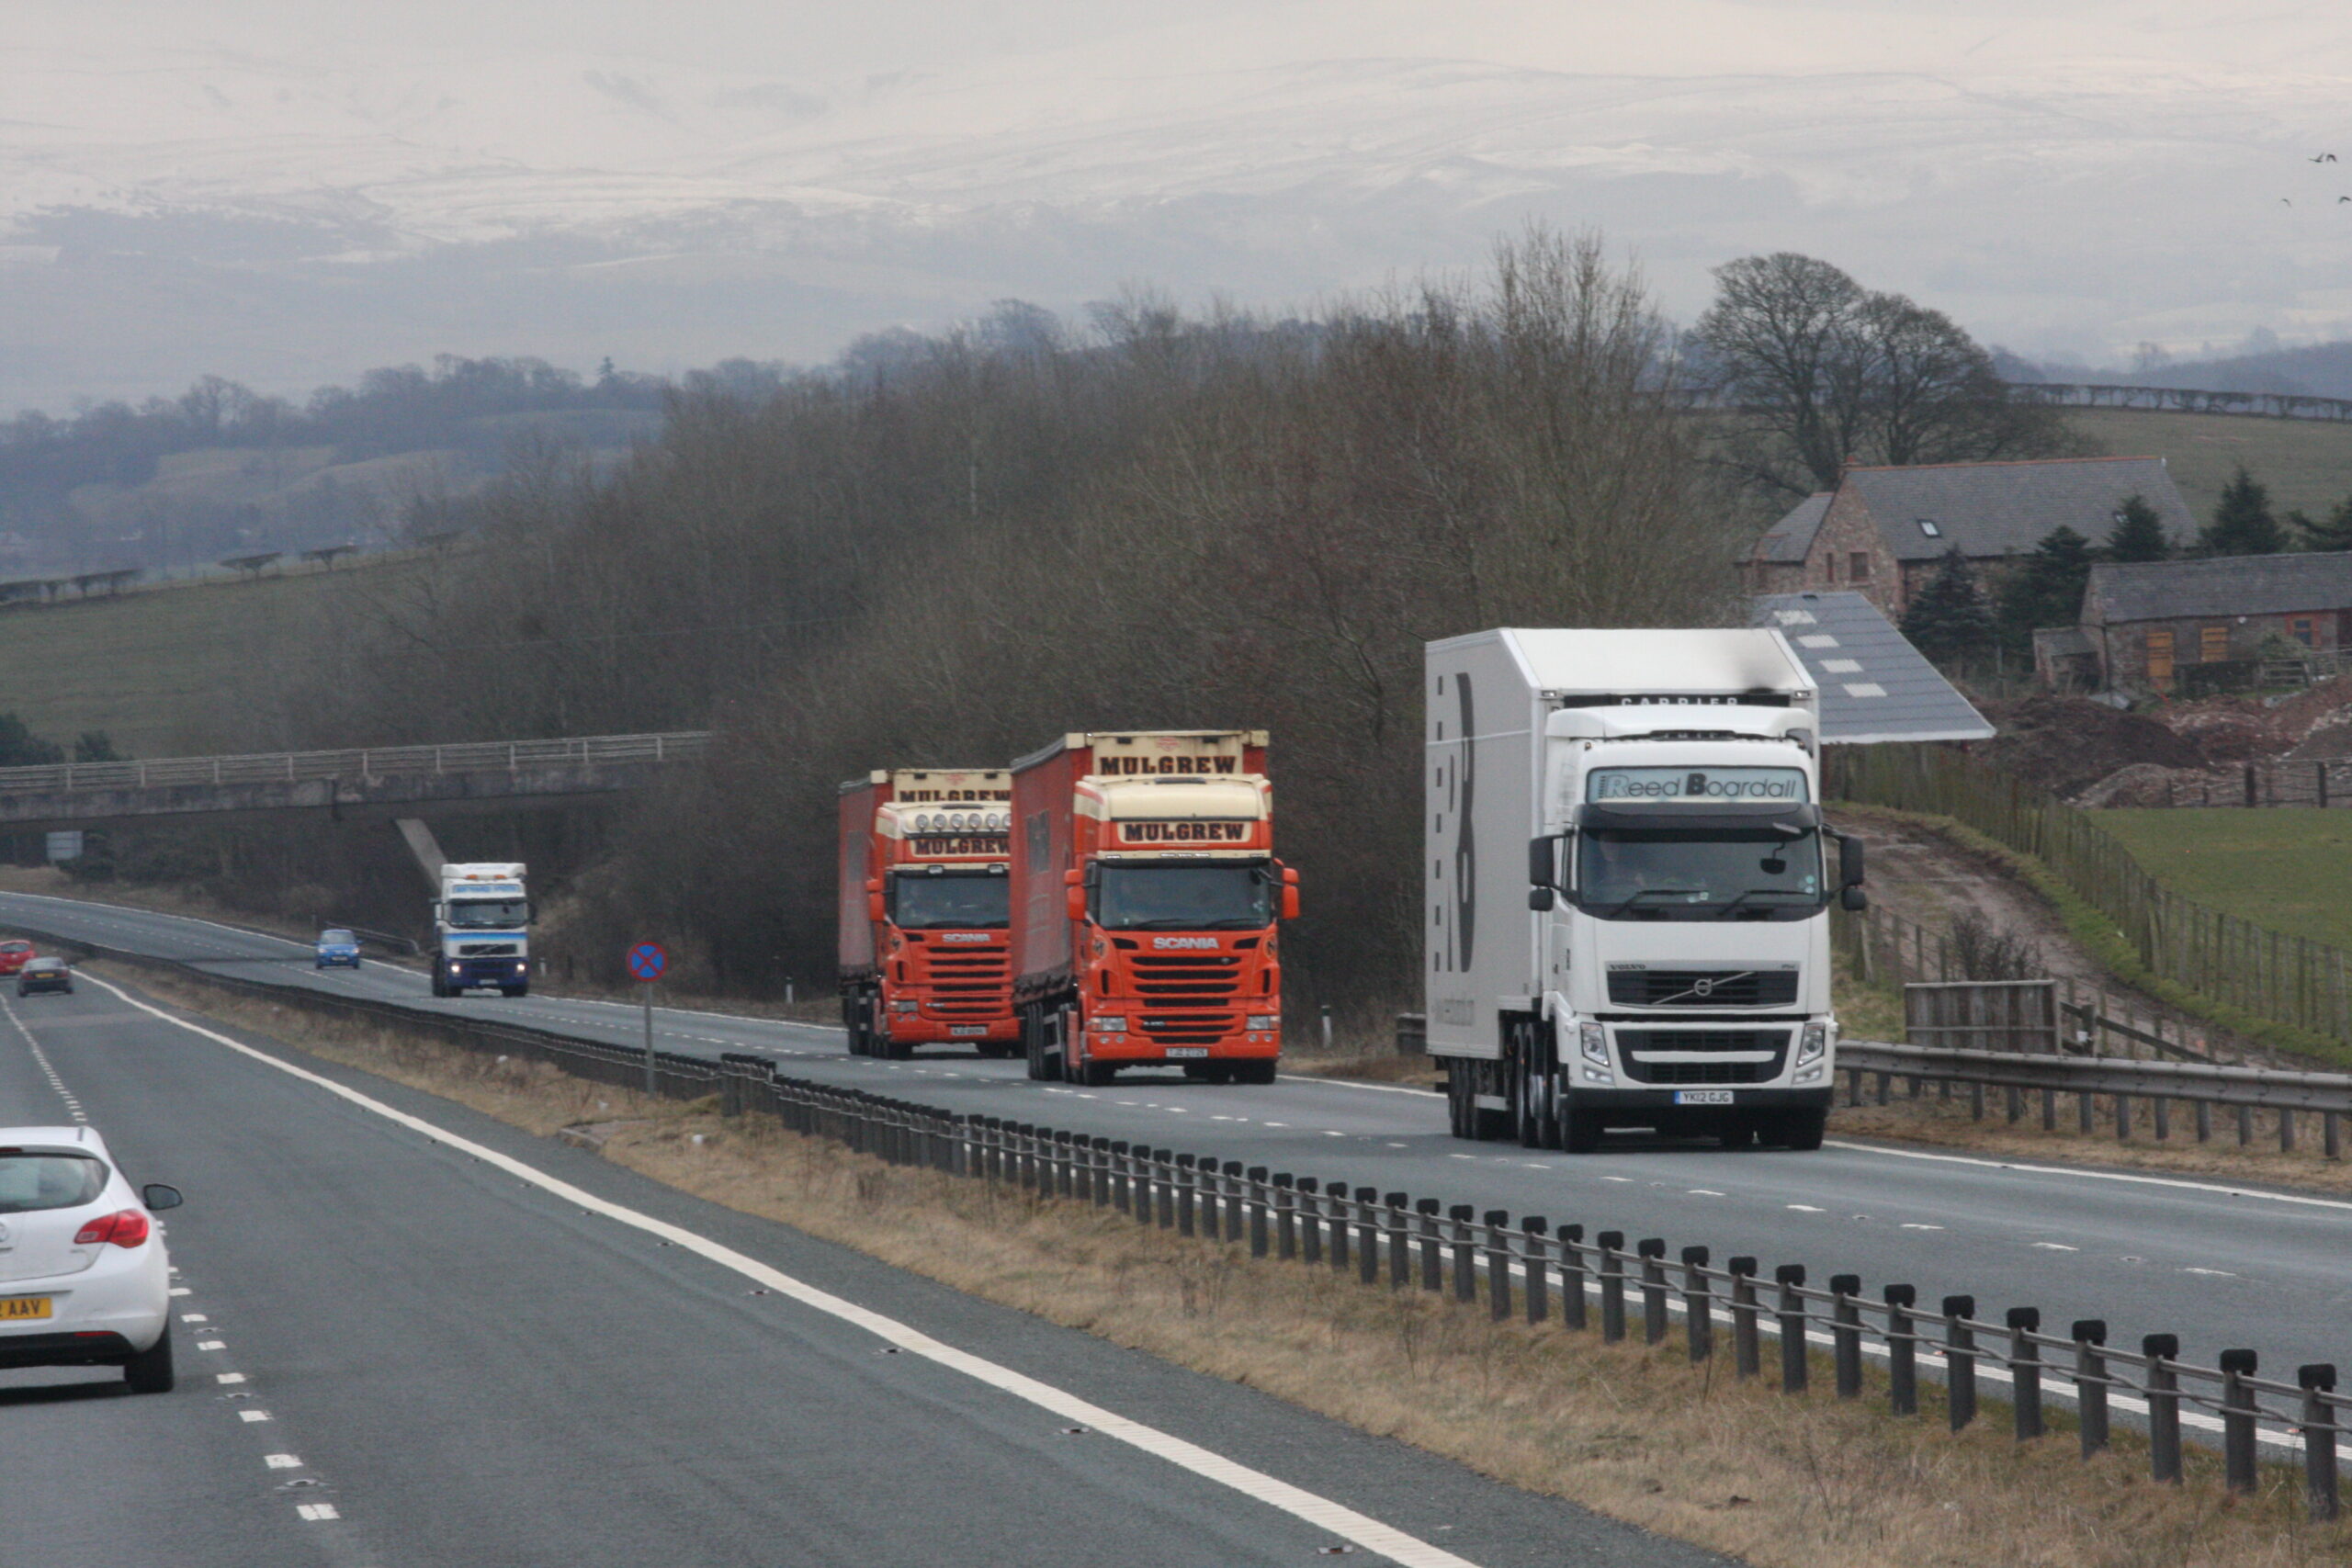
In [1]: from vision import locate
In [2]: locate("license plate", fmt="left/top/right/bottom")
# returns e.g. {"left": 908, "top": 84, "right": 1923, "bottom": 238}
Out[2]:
{"left": 950, "top": 1025, "right": 985, "bottom": 1037}
{"left": 1164, "top": 1047, "right": 1211, "bottom": 1059}
{"left": 0, "top": 1296, "right": 52, "bottom": 1321}
{"left": 1674, "top": 1090, "right": 1735, "bottom": 1106}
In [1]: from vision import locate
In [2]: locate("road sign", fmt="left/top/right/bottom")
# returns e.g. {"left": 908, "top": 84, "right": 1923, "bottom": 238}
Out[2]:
{"left": 627, "top": 942, "right": 667, "bottom": 982}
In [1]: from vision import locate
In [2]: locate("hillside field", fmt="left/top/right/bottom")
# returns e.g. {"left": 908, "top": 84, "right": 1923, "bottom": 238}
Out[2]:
{"left": 0, "top": 558, "right": 415, "bottom": 758}
{"left": 2095, "top": 807, "right": 2352, "bottom": 953}
{"left": 2070, "top": 408, "right": 2352, "bottom": 525}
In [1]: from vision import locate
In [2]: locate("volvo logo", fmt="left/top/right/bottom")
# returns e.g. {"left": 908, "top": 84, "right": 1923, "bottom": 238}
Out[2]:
{"left": 1691, "top": 978, "right": 1715, "bottom": 998}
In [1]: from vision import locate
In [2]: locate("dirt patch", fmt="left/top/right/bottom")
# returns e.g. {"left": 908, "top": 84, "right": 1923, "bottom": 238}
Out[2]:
{"left": 1973, "top": 695, "right": 2207, "bottom": 796}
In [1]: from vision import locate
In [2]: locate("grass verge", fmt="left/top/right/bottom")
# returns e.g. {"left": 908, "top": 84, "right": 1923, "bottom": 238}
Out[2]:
{"left": 2095, "top": 809, "right": 2352, "bottom": 955}
{"left": 114, "top": 961, "right": 2351, "bottom": 1568}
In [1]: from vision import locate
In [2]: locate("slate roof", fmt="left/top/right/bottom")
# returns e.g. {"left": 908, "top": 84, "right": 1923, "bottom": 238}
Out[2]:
{"left": 2085, "top": 551, "right": 2352, "bottom": 624}
{"left": 1751, "top": 591, "right": 1996, "bottom": 744}
{"left": 1843, "top": 457, "right": 2197, "bottom": 562}
{"left": 1751, "top": 492, "right": 1831, "bottom": 565}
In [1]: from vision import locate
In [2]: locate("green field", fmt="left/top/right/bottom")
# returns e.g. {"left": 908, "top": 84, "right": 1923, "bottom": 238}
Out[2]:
{"left": 0, "top": 559, "right": 412, "bottom": 758}
{"left": 2096, "top": 807, "right": 2352, "bottom": 953}
{"left": 2069, "top": 408, "right": 2352, "bottom": 526}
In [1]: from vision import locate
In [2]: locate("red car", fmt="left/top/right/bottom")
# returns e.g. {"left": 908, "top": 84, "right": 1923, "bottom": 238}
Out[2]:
{"left": 0, "top": 941, "right": 34, "bottom": 976}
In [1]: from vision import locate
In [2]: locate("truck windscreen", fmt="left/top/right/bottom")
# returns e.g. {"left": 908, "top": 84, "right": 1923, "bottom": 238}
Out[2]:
{"left": 889, "top": 873, "right": 1010, "bottom": 930}
{"left": 1093, "top": 863, "right": 1273, "bottom": 931}
{"left": 1577, "top": 828, "right": 1823, "bottom": 920}
{"left": 447, "top": 899, "right": 528, "bottom": 928}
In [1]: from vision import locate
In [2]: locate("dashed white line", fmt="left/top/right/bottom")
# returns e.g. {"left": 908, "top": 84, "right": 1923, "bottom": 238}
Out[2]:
{"left": 216, "top": 1371, "right": 248, "bottom": 1384}
{"left": 198, "top": 1340, "right": 226, "bottom": 1351}
{"left": 1786, "top": 1204, "right": 1825, "bottom": 1213}
{"left": 238, "top": 1409, "right": 273, "bottom": 1424}
{"left": 1687, "top": 1189, "right": 1724, "bottom": 1197}
{"left": 295, "top": 1503, "right": 340, "bottom": 1522}
{"left": 265, "top": 1453, "right": 302, "bottom": 1470}
{"left": 2182, "top": 1267, "right": 2238, "bottom": 1278}
{"left": 2031, "top": 1243, "right": 2079, "bottom": 1252}
{"left": 1899, "top": 1224, "right": 1944, "bottom": 1231}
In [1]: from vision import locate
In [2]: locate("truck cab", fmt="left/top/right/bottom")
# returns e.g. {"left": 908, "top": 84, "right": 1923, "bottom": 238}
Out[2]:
{"left": 431, "top": 863, "right": 531, "bottom": 998}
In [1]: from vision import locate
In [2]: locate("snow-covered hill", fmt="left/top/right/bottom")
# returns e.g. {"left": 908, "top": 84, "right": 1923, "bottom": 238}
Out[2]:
{"left": 6, "top": 0, "right": 2352, "bottom": 404}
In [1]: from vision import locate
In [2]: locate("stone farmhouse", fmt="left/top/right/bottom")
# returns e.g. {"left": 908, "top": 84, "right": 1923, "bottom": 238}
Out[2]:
{"left": 2047, "top": 553, "right": 2352, "bottom": 693}
{"left": 1743, "top": 456, "right": 2199, "bottom": 616}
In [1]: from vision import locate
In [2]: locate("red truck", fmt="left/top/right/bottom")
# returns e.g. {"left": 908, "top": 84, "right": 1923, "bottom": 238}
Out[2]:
{"left": 838, "top": 769, "right": 1020, "bottom": 1058}
{"left": 1008, "top": 730, "right": 1297, "bottom": 1086}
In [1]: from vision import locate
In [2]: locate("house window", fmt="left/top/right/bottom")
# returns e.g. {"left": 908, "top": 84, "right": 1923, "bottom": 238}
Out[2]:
{"left": 1849, "top": 552, "right": 1871, "bottom": 581}
{"left": 2291, "top": 615, "right": 2318, "bottom": 649}
{"left": 2200, "top": 626, "right": 2229, "bottom": 662}
{"left": 1917, "top": 519, "right": 1941, "bottom": 538}
{"left": 2146, "top": 628, "right": 2175, "bottom": 684}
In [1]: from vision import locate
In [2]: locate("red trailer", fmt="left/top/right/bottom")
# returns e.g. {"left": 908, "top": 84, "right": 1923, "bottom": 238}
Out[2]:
{"left": 1008, "top": 731, "right": 1296, "bottom": 1085}
{"left": 838, "top": 769, "right": 1019, "bottom": 1058}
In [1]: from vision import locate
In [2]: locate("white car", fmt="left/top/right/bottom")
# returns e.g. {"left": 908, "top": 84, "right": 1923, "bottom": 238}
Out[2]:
{"left": 0, "top": 1127, "right": 183, "bottom": 1393}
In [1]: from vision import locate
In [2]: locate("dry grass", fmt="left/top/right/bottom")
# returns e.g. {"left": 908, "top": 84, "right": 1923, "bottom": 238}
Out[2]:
{"left": 121, "top": 963, "right": 2352, "bottom": 1568}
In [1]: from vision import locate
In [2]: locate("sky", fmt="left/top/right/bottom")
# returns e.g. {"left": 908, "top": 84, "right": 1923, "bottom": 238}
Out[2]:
{"left": 5, "top": 1, "right": 2352, "bottom": 406}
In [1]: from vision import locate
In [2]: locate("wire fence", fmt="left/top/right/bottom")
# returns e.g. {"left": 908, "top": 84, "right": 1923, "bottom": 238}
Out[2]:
{"left": 94, "top": 938, "right": 2350, "bottom": 1523}
{"left": 1829, "top": 744, "right": 2352, "bottom": 1054}
{"left": 0, "top": 732, "right": 710, "bottom": 795}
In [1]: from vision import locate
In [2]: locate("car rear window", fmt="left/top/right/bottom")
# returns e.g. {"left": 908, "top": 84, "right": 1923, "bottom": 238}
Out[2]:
{"left": 0, "top": 942, "right": 28, "bottom": 953}
{"left": 0, "top": 1154, "right": 107, "bottom": 1213}
{"left": 322, "top": 931, "right": 355, "bottom": 943}
{"left": 25, "top": 958, "right": 64, "bottom": 972}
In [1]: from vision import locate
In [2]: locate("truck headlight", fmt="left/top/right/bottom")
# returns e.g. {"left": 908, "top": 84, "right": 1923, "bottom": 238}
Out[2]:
{"left": 1795, "top": 1023, "right": 1827, "bottom": 1066}
{"left": 1092, "top": 1015, "right": 1126, "bottom": 1032}
{"left": 1246, "top": 1014, "right": 1277, "bottom": 1032}
{"left": 893, "top": 999, "right": 920, "bottom": 1013}
{"left": 1578, "top": 1021, "right": 1608, "bottom": 1066}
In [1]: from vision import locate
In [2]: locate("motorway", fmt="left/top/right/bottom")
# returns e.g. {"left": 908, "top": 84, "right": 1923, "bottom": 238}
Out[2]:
{"left": 0, "top": 946, "right": 1724, "bottom": 1568}
{"left": 3, "top": 888, "right": 2350, "bottom": 1393}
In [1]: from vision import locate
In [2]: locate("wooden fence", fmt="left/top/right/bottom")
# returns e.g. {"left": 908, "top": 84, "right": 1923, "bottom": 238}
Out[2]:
{"left": 1829, "top": 746, "right": 2352, "bottom": 1054}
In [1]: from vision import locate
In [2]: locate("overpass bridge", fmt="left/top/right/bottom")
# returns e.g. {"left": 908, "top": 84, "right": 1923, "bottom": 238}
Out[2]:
{"left": 0, "top": 731, "right": 710, "bottom": 831}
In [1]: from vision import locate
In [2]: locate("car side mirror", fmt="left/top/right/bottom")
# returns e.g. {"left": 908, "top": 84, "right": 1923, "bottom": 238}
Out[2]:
{"left": 141, "top": 1184, "right": 183, "bottom": 1213}
{"left": 1839, "top": 832, "right": 1865, "bottom": 889}
{"left": 1529, "top": 886, "right": 1555, "bottom": 911}
{"left": 1840, "top": 886, "right": 1868, "bottom": 912}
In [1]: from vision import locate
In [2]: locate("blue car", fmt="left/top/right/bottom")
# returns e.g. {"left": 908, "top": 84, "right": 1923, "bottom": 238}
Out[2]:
{"left": 315, "top": 930, "right": 362, "bottom": 969}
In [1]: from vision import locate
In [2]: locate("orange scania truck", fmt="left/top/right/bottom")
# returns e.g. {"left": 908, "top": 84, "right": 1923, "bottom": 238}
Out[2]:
{"left": 1008, "top": 730, "right": 1298, "bottom": 1086}
{"left": 837, "top": 769, "right": 1021, "bottom": 1059}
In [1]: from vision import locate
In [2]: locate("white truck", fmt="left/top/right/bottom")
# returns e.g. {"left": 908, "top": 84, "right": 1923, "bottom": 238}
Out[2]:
{"left": 429, "top": 862, "right": 533, "bottom": 998}
{"left": 1424, "top": 628, "right": 1862, "bottom": 1153}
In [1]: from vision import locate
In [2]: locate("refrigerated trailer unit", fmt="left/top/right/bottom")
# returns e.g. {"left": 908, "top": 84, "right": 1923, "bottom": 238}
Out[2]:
{"left": 837, "top": 769, "right": 1020, "bottom": 1058}
{"left": 1009, "top": 730, "right": 1297, "bottom": 1086}
{"left": 1424, "top": 628, "right": 1863, "bottom": 1152}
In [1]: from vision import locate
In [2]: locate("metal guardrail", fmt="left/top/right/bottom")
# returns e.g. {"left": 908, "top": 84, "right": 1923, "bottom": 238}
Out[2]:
{"left": 65, "top": 933, "right": 2347, "bottom": 1521}
{"left": 1841, "top": 1040, "right": 2352, "bottom": 1155}
{"left": 0, "top": 732, "right": 711, "bottom": 795}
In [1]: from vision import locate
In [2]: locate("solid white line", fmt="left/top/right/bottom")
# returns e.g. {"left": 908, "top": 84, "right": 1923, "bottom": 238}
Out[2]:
{"left": 83, "top": 971, "right": 1482, "bottom": 1568}
{"left": 1824, "top": 1138, "right": 2352, "bottom": 1213}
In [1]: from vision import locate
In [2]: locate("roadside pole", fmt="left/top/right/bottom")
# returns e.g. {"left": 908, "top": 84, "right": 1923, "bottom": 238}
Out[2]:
{"left": 628, "top": 942, "right": 668, "bottom": 1094}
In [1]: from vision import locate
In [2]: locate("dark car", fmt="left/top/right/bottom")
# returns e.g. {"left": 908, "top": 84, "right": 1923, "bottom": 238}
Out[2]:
{"left": 17, "top": 957, "right": 72, "bottom": 997}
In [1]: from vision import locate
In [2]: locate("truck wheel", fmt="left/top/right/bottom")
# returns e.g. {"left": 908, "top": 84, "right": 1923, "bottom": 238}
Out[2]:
{"left": 1233, "top": 1061, "right": 1276, "bottom": 1087}
{"left": 1444, "top": 1070, "right": 1473, "bottom": 1137}
{"left": 1081, "top": 1060, "right": 1117, "bottom": 1087}
{"left": 503, "top": 983, "right": 527, "bottom": 998}
{"left": 1716, "top": 1119, "right": 1755, "bottom": 1150}
{"left": 884, "top": 1032, "right": 912, "bottom": 1061}
{"left": 429, "top": 967, "right": 447, "bottom": 998}
{"left": 1023, "top": 1009, "right": 1050, "bottom": 1080}
{"left": 1561, "top": 1110, "right": 1605, "bottom": 1155}
{"left": 1765, "top": 1110, "right": 1826, "bottom": 1151}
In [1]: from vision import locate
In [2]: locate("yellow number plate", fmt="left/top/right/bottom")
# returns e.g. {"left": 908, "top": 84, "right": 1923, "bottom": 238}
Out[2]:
{"left": 0, "top": 1296, "right": 53, "bottom": 1321}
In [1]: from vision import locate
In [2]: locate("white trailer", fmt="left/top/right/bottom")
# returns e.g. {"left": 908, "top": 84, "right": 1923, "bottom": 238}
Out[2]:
{"left": 431, "top": 862, "right": 532, "bottom": 998}
{"left": 1424, "top": 629, "right": 1862, "bottom": 1152}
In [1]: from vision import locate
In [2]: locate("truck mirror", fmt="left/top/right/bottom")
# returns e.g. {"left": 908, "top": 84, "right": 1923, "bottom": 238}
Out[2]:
{"left": 1063, "top": 868, "right": 1082, "bottom": 887}
{"left": 865, "top": 878, "right": 881, "bottom": 895}
{"left": 1526, "top": 834, "right": 1558, "bottom": 890}
{"left": 1281, "top": 867, "right": 1301, "bottom": 921}
{"left": 867, "top": 891, "right": 886, "bottom": 922}
{"left": 1066, "top": 884, "right": 1087, "bottom": 923}
{"left": 1528, "top": 886, "right": 1555, "bottom": 911}
{"left": 1839, "top": 832, "right": 1866, "bottom": 888}
{"left": 1840, "top": 886, "right": 1868, "bottom": 912}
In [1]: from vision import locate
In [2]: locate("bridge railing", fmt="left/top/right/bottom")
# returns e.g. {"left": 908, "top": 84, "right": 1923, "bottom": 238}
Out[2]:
{"left": 0, "top": 732, "right": 711, "bottom": 794}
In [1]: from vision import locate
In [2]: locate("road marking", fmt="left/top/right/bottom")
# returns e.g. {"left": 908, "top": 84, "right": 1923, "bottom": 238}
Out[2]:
{"left": 170, "top": 1287, "right": 192, "bottom": 1297}
{"left": 1787, "top": 1204, "right": 1825, "bottom": 1213}
{"left": 1687, "top": 1189, "right": 1723, "bottom": 1197}
{"left": 181, "top": 1313, "right": 209, "bottom": 1323}
{"left": 1, "top": 993, "right": 88, "bottom": 1124}
{"left": 1899, "top": 1224, "right": 1944, "bottom": 1231}
{"left": 216, "top": 1371, "right": 248, "bottom": 1384}
{"left": 265, "top": 1453, "right": 302, "bottom": 1469}
{"left": 198, "top": 1340, "right": 226, "bottom": 1351}
{"left": 1824, "top": 1138, "right": 2352, "bottom": 1213}
{"left": 239, "top": 1409, "right": 273, "bottom": 1423}
{"left": 85, "top": 971, "right": 1487, "bottom": 1568}
{"left": 296, "top": 1503, "right": 340, "bottom": 1522}
{"left": 2183, "top": 1267, "right": 2238, "bottom": 1278}
{"left": 2030, "top": 1243, "right": 2079, "bottom": 1252}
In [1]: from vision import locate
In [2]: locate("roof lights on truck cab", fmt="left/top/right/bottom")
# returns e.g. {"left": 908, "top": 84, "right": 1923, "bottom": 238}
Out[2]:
{"left": 912, "top": 810, "right": 1008, "bottom": 832}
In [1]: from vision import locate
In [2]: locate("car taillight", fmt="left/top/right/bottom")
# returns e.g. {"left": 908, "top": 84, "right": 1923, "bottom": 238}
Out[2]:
{"left": 74, "top": 1209, "right": 150, "bottom": 1248}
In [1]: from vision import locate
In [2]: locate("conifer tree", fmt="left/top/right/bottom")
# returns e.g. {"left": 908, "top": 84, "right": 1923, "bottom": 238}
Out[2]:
{"left": 1997, "top": 525, "right": 2096, "bottom": 651}
{"left": 1900, "top": 546, "right": 1996, "bottom": 667}
{"left": 2293, "top": 493, "right": 2352, "bottom": 553}
{"left": 2198, "top": 465, "right": 2288, "bottom": 556}
{"left": 2104, "top": 493, "right": 2171, "bottom": 562}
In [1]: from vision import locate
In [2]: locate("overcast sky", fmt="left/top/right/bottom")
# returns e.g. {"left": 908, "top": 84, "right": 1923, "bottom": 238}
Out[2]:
{"left": 5, "top": 2, "right": 2352, "bottom": 405}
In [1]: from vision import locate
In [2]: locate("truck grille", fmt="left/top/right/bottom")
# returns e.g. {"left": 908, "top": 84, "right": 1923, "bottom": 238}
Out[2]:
{"left": 922, "top": 949, "right": 1010, "bottom": 1016}
{"left": 1136, "top": 1010, "right": 1238, "bottom": 1046}
{"left": 1606, "top": 970, "right": 1798, "bottom": 1008}
{"left": 457, "top": 942, "right": 519, "bottom": 956}
{"left": 1129, "top": 953, "right": 1244, "bottom": 1001}
{"left": 1615, "top": 1029, "right": 1789, "bottom": 1086}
